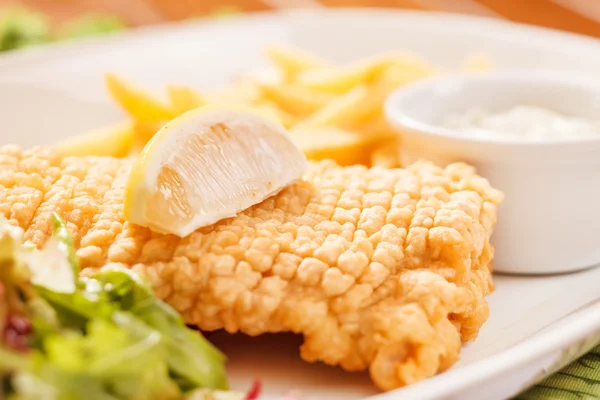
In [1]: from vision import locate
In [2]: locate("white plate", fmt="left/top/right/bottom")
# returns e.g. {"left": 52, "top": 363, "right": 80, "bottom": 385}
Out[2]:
{"left": 1, "top": 8, "right": 599, "bottom": 400}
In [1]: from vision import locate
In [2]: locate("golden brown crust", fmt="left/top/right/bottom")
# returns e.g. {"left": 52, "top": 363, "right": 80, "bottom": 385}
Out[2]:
{"left": 0, "top": 145, "right": 502, "bottom": 391}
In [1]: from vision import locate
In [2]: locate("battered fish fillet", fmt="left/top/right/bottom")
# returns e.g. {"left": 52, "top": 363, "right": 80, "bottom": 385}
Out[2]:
{"left": 0, "top": 145, "right": 502, "bottom": 391}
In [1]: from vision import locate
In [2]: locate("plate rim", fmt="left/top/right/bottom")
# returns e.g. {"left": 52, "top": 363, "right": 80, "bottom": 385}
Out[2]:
{"left": 1, "top": 7, "right": 600, "bottom": 72}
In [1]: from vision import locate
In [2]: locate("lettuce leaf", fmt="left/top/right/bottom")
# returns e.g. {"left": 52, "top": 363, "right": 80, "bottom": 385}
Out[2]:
{"left": 1, "top": 215, "right": 229, "bottom": 399}
{"left": 0, "top": 7, "right": 50, "bottom": 52}
{"left": 95, "top": 268, "right": 229, "bottom": 390}
{"left": 57, "top": 14, "right": 125, "bottom": 40}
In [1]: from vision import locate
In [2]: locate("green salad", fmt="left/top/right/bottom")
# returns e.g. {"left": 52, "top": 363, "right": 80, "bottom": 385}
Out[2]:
{"left": 0, "top": 214, "right": 242, "bottom": 400}
{"left": 0, "top": 7, "right": 50, "bottom": 52}
{"left": 0, "top": 7, "right": 126, "bottom": 52}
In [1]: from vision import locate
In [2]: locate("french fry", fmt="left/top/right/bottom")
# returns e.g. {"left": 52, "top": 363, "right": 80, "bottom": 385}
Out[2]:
{"left": 167, "top": 85, "right": 206, "bottom": 115}
{"left": 207, "top": 78, "right": 262, "bottom": 105}
{"left": 250, "top": 102, "right": 297, "bottom": 128}
{"left": 128, "top": 122, "right": 164, "bottom": 156}
{"left": 293, "top": 85, "right": 373, "bottom": 130}
{"left": 370, "top": 138, "right": 401, "bottom": 168}
{"left": 258, "top": 83, "right": 335, "bottom": 117}
{"left": 264, "top": 44, "right": 326, "bottom": 81}
{"left": 356, "top": 114, "right": 397, "bottom": 139}
{"left": 91, "top": 46, "right": 493, "bottom": 164}
{"left": 105, "top": 74, "right": 174, "bottom": 123}
{"left": 379, "top": 60, "right": 437, "bottom": 89}
{"left": 294, "top": 54, "right": 396, "bottom": 93}
{"left": 291, "top": 127, "right": 374, "bottom": 166}
{"left": 55, "top": 122, "right": 135, "bottom": 157}
{"left": 128, "top": 139, "right": 148, "bottom": 156}
{"left": 131, "top": 120, "right": 166, "bottom": 151}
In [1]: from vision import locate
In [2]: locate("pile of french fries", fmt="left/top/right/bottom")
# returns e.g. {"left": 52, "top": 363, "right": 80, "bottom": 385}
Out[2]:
{"left": 56, "top": 45, "right": 491, "bottom": 168}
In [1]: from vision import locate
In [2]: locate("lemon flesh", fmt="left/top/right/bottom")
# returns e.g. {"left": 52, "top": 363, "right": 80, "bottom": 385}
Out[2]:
{"left": 124, "top": 105, "right": 308, "bottom": 237}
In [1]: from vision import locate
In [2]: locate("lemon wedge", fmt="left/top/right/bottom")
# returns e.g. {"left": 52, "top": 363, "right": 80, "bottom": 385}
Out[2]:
{"left": 124, "top": 105, "right": 308, "bottom": 237}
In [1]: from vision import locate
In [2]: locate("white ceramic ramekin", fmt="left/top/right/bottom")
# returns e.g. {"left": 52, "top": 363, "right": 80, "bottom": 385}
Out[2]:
{"left": 384, "top": 70, "right": 600, "bottom": 274}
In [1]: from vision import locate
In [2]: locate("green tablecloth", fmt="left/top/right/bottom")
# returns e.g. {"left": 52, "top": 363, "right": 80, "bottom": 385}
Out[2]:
{"left": 515, "top": 345, "right": 600, "bottom": 399}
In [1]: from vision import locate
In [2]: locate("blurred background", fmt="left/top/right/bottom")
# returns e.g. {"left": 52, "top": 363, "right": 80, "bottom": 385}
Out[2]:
{"left": 1, "top": 0, "right": 600, "bottom": 52}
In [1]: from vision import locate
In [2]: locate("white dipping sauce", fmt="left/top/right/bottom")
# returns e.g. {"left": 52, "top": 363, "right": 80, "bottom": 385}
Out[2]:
{"left": 443, "top": 105, "right": 600, "bottom": 141}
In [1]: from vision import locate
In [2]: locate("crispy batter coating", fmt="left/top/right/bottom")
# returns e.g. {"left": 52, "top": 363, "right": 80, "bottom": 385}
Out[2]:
{"left": 0, "top": 145, "right": 502, "bottom": 391}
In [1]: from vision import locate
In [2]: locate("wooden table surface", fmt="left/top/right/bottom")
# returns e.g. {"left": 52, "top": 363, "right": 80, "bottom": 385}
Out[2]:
{"left": 3, "top": 0, "right": 600, "bottom": 39}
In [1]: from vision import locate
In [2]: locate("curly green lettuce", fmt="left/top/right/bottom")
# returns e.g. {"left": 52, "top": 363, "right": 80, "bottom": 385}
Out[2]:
{"left": 0, "top": 8, "right": 126, "bottom": 53}
{"left": 0, "top": 7, "right": 50, "bottom": 52}
{"left": 0, "top": 214, "right": 231, "bottom": 400}
{"left": 56, "top": 14, "right": 125, "bottom": 40}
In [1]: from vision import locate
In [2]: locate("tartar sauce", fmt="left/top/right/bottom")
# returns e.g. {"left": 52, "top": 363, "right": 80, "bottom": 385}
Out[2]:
{"left": 443, "top": 105, "right": 600, "bottom": 141}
